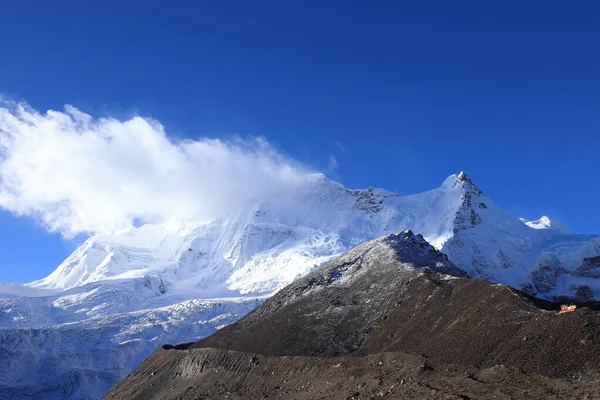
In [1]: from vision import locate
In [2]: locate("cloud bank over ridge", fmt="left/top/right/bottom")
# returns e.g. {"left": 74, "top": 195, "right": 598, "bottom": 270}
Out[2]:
{"left": 0, "top": 100, "right": 310, "bottom": 237}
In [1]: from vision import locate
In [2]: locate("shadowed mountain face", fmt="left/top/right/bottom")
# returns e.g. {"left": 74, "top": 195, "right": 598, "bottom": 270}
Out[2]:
{"left": 105, "top": 232, "right": 600, "bottom": 400}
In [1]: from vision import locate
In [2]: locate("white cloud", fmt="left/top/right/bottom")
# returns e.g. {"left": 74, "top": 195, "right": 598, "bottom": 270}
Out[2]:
{"left": 334, "top": 140, "right": 347, "bottom": 156}
{"left": 328, "top": 154, "right": 339, "bottom": 170}
{"left": 0, "top": 100, "right": 311, "bottom": 237}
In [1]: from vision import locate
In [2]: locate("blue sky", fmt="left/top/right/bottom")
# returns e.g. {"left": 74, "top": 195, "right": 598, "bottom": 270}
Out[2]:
{"left": 0, "top": 1, "right": 599, "bottom": 283}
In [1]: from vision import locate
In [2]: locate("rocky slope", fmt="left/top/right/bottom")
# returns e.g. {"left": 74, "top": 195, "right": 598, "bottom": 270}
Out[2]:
{"left": 105, "top": 231, "right": 600, "bottom": 400}
{"left": 2, "top": 172, "right": 600, "bottom": 398}
{"left": 103, "top": 348, "right": 600, "bottom": 400}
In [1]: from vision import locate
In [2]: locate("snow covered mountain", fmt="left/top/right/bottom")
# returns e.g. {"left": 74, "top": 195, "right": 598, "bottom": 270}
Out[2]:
{"left": 1, "top": 172, "right": 600, "bottom": 399}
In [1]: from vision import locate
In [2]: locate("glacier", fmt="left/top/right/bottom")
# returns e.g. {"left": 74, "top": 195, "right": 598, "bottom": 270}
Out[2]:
{"left": 1, "top": 171, "right": 600, "bottom": 399}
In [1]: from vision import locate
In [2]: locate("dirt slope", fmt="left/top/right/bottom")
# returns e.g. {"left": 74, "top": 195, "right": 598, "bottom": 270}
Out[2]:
{"left": 103, "top": 347, "right": 600, "bottom": 400}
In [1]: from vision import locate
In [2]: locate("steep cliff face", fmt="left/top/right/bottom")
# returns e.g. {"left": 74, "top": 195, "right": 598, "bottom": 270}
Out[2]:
{"left": 104, "top": 232, "right": 600, "bottom": 400}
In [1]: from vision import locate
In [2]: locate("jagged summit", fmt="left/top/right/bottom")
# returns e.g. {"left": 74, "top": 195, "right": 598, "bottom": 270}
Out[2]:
{"left": 441, "top": 171, "right": 481, "bottom": 194}
{"left": 454, "top": 171, "right": 484, "bottom": 197}
{"left": 457, "top": 170, "right": 471, "bottom": 183}
{"left": 520, "top": 215, "right": 570, "bottom": 233}
{"left": 290, "top": 230, "right": 469, "bottom": 294}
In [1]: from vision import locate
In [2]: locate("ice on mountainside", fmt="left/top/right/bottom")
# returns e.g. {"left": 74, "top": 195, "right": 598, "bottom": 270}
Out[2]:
{"left": 2, "top": 172, "right": 600, "bottom": 399}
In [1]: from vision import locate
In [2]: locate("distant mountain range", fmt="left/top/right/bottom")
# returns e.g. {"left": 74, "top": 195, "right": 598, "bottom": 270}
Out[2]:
{"left": 2, "top": 172, "right": 600, "bottom": 399}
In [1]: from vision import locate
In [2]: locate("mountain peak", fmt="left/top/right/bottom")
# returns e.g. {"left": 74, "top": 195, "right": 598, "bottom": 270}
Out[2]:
{"left": 456, "top": 172, "right": 485, "bottom": 199}
{"left": 520, "top": 215, "right": 570, "bottom": 233}
{"left": 277, "top": 230, "right": 467, "bottom": 294}
{"left": 457, "top": 171, "right": 471, "bottom": 183}
{"left": 441, "top": 172, "right": 480, "bottom": 193}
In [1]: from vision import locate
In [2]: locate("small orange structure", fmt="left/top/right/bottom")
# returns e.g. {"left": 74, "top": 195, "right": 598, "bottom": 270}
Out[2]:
{"left": 559, "top": 304, "right": 577, "bottom": 314}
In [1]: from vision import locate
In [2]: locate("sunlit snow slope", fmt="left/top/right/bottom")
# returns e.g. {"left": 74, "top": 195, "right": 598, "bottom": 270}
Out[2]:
{"left": 1, "top": 172, "right": 599, "bottom": 399}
